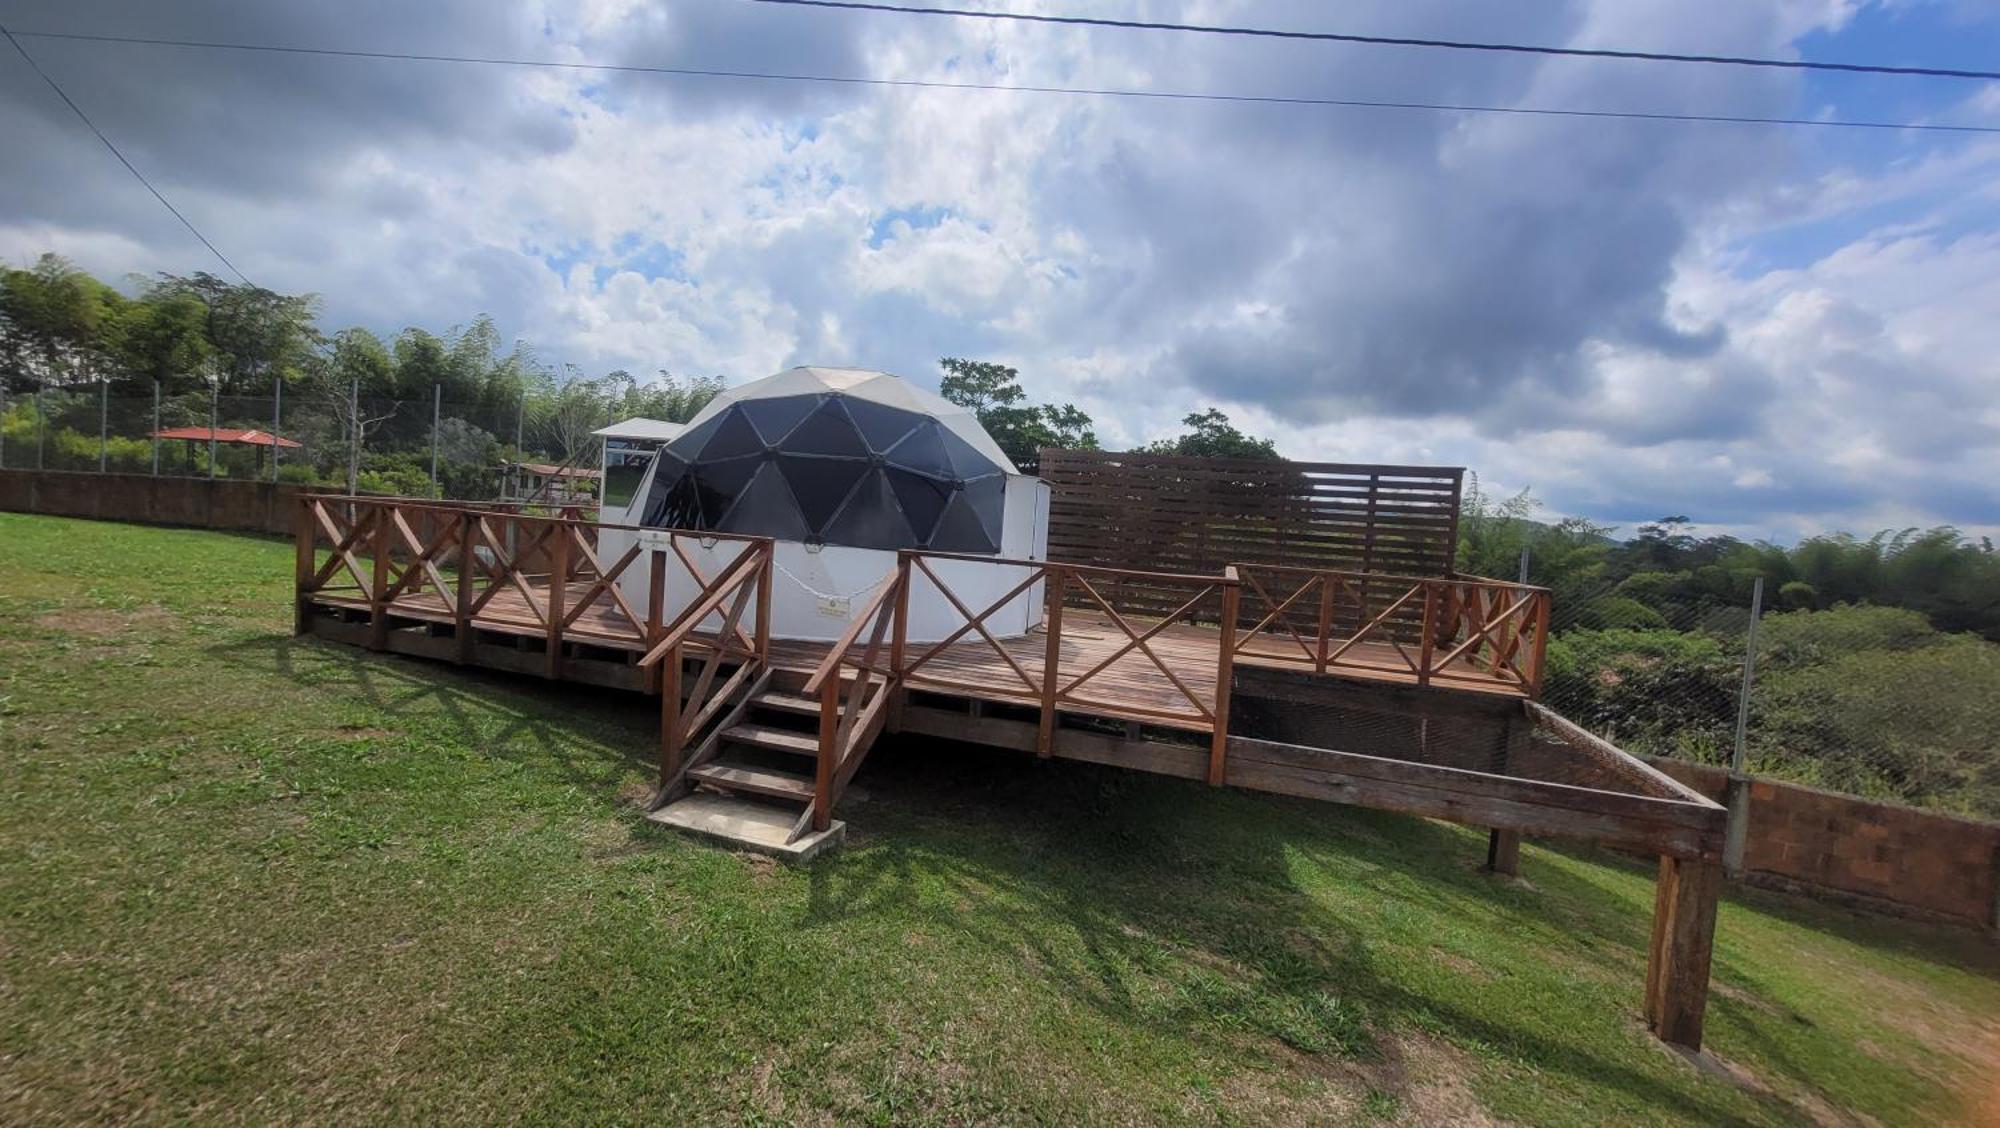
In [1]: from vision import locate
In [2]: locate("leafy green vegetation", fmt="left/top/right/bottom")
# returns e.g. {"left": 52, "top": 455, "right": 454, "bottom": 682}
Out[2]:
{"left": 3, "top": 513, "right": 1996, "bottom": 1124}
{"left": 1462, "top": 484, "right": 2000, "bottom": 818}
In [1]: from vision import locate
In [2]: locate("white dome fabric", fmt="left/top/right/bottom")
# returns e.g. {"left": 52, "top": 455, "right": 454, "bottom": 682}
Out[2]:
{"left": 682, "top": 366, "right": 1017, "bottom": 474}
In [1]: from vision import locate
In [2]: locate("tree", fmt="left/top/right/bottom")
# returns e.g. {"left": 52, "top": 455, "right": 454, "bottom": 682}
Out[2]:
{"left": 314, "top": 328, "right": 398, "bottom": 494}
{"left": 0, "top": 254, "right": 122, "bottom": 387}
{"left": 115, "top": 283, "right": 214, "bottom": 387}
{"left": 155, "top": 272, "right": 321, "bottom": 394}
{"left": 937, "top": 357, "right": 1098, "bottom": 469}
{"left": 1142, "top": 408, "right": 1280, "bottom": 460}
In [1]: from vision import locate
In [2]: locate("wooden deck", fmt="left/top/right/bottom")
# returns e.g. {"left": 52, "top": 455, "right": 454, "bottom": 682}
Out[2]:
{"left": 313, "top": 576, "right": 1528, "bottom": 728}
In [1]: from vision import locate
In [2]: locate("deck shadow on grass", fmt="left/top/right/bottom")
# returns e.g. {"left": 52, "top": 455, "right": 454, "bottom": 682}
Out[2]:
{"left": 798, "top": 737, "right": 1784, "bottom": 1125}
{"left": 206, "top": 632, "right": 659, "bottom": 793}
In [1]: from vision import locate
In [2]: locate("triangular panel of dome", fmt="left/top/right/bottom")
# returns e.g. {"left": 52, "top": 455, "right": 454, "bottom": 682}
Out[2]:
{"left": 692, "top": 455, "right": 762, "bottom": 525}
{"left": 885, "top": 466, "right": 954, "bottom": 543}
{"left": 719, "top": 461, "right": 810, "bottom": 541}
{"left": 842, "top": 395, "right": 923, "bottom": 454}
{"left": 822, "top": 468, "right": 917, "bottom": 551}
{"left": 699, "top": 406, "right": 766, "bottom": 461}
{"left": 777, "top": 452, "right": 870, "bottom": 533}
{"left": 927, "top": 488, "right": 1000, "bottom": 554}
{"left": 963, "top": 472, "right": 1007, "bottom": 547}
{"left": 785, "top": 397, "right": 867, "bottom": 458}
{"left": 937, "top": 425, "right": 1004, "bottom": 479}
{"left": 667, "top": 411, "right": 729, "bottom": 460}
{"left": 737, "top": 394, "right": 821, "bottom": 446}
{"left": 884, "top": 420, "right": 954, "bottom": 479}
{"left": 645, "top": 468, "right": 704, "bottom": 529}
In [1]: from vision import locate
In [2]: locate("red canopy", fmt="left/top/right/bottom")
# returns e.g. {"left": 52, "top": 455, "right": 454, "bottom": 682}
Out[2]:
{"left": 151, "top": 426, "right": 301, "bottom": 449}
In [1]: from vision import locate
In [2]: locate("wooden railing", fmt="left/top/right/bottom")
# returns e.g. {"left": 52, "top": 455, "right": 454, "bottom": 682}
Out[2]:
{"left": 294, "top": 493, "right": 778, "bottom": 791}
{"left": 638, "top": 537, "right": 776, "bottom": 804}
{"left": 796, "top": 565, "right": 906, "bottom": 840}
{"left": 1229, "top": 563, "right": 1550, "bottom": 694}
{"left": 897, "top": 550, "right": 1240, "bottom": 784}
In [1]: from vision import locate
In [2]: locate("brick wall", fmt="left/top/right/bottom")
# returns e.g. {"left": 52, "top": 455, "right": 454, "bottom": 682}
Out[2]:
{"left": 1653, "top": 758, "right": 2000, "bottom": 930}
{"left": 0, "top": 469, "right": 299, "bottom": 536}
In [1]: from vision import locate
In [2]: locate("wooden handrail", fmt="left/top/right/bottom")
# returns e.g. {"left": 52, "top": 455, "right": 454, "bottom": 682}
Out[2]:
{"left": 295, "top": 491, "right": 772, "bottom": 545}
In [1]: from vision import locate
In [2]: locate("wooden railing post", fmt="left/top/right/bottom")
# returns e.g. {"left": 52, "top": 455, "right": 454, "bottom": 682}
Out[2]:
{"left": 293, "top": 496, "right": 315, "bottom": 635}
{"left": 754, "top": 541, "right": 773, "bottom": 662}
{"left": 454, "top": 510, "right": 476, "bottom": 665}
{"left": 1038, "top": 566, "right": 1065, "bottom": 757}
{"left": 367, "top": 503, "right": 390, "bottom": 651}
{"left": 1527, "top": 591, "right": 1551, "bottom": 697}
{"left": 888, "top": 553, "right": 911, "bottom": 733}
{"left": 1416, "top": 582, "right": 1437, "bottom": 688}
{"left": 545, "top": 518, "right": 568, "bottom": 680}
{"left": 1314, "top": 573, "right": 1333, "bottom": 675}
{"left": 814, "top": 677, "right": 837, "bottom": 832}
{"left": 1210, "top": 572, "right": 1239, "bottom": 785}
{"left": 645, "top": 546, "right": 667, "bottom": 695}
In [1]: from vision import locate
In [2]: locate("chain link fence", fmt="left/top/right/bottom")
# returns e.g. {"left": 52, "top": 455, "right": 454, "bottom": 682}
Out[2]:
{"left": 1530, "top": 546, "right": 2000, "bottom": 823}
{"left": 0, "top": 378, "right": 604, "bottom": 504}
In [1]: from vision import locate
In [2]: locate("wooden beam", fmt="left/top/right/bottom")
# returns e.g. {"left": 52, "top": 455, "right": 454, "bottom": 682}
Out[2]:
{"left": 1645, "top": 855, "right": 1722, "bottom": 1051}
{"left": 1526, "top": 702, "right": 1722, "bottom": 808}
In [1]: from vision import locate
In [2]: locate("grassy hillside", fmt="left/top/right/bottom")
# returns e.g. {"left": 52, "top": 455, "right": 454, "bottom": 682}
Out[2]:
{"left": 1, "top": 513, "right": 1995, "bottom": 1125}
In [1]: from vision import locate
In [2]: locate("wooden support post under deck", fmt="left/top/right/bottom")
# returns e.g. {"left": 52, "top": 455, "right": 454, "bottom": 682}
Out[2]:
{"left": 1038, "top": 568, "right": 1064, "bottom": 757}
{"left": 657, "top": 644, "right": 682, "bottom": 795}
{"left": 1645, "top": 855, "right": 1723, "bottom": 1051}
{"left": 1209, "top": 576, "right": 1239, "bottom": 785}
{"left": 544, "top": 521, "right": 567, "bottom": 680}
{"left": 454, "top": 511, "right": 476, "bottom": 665}
{"left": 1485, "top": 710, "right": 1530, "bottom": 876}
{"left": 367, "top": 507, "right": 390, "bottom": 651}
{"left": 292, "top": 497, "right": 313, "bottom": 635}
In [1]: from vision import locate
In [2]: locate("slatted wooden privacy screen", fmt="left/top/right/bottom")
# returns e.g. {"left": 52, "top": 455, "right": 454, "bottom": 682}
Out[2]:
{"left": 1040, "top": 450, "right": 1465, "bottom": 626}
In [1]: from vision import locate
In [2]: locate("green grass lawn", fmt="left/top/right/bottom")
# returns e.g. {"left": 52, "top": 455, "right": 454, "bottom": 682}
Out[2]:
{"left": 2, "top": 512, "right": 1997, "bottom": 1125}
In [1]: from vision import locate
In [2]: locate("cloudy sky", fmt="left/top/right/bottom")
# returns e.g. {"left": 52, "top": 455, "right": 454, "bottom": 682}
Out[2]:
{"left": 3, "top": 0, "right": 1998, "bottom": 541}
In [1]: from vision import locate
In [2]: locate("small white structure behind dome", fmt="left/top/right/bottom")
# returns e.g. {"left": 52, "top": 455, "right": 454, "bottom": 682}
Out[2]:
{"left": 600, "top": 366, "right": 1050, "bottom": 644}
{"left": 597, "top": 417, "right": 689, "bottom": 519}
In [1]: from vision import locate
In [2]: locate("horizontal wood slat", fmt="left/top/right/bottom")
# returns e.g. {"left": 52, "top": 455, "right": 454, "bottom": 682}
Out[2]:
{"left": 1040, "top": 449, "right": 1464, "bottom": 621}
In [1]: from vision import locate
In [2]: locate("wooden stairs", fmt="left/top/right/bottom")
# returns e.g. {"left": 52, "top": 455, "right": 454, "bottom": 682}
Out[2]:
{"left": 643, "top": 566, "right": 908, "bottom": 862}
{"left": 645, "top": 676, "right": 839, "bottom": 860}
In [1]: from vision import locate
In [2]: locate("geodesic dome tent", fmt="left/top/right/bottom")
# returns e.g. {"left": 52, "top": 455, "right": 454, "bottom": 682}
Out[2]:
{"left": 639, "top": 366, "right": 1017, "bottom": 554}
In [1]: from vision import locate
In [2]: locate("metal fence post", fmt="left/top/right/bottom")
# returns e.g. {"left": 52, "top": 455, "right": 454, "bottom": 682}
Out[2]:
{"left": 0, "top": 381, "right": 7, "bottom": 469}
{"left": 35, "top": 382, "right": 45, "bottom": 469}
{"left": 271, "top": 378, "right": 283, "bottom": 482}
{"left": 98, "top": 379, "right": 108, "bottom": 472}
{"left": 208, "top": 384, "right": 219, "bottom": 478}
{"left": 1723, "top": 575, "right": 1765, "bottom": 876}
{"left": 1518, "top": 545, "right": 1530, "bottom": 585}
{"left": 151, "top": 380, "right": 161, "bottom": 475}
{"left": 430, "top": 382, "right": 442, "bottom": 496}
{"left": 348, "top": 376, "right": 360, "bottom": 495}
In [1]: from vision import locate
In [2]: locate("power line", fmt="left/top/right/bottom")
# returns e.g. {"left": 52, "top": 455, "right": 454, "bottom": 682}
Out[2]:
{"left": 1, "top": 22, "right": 250, "bottom": 285}
{"left": 12, "top": 28, "right": 2000, "bottom": 135}
{"left": 753, "top": 0, "right": 2000, "bottom": 82}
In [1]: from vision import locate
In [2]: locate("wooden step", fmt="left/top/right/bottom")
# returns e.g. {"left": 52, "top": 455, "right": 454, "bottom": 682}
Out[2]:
{"left": 722, "top": 722, "right": 820, "bottom": 757}
{"left": 688, "top": 761, "right": 815, "bottom": 801}
{"left": 749, "top": 691, "right": 819, "bottom": 717}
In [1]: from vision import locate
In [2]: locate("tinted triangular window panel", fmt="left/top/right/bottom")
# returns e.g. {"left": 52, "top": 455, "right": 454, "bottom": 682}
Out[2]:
{"left": 843, "top": 395, "right": 922, "bottom": 454}
{"left": 692, "top": 455, "right": 761, "bottom": 525}
{"left": 668, "top": 412, "right": 728, "bottom": 460}
{"left": 644, "top": 468, "right": 704, "bottom": 529}
{"left": 938, "top": 425, "right": 1002, "bottom": 479}
{"left": 777, "top": 453, "right": 870, "bottom": 533}
{"left": 885, "top": 420, "right": 952, "bottom": 478}
{"left": 718, "top": 461, "right": 810, "bottom": 540}
{"left": 886, "top": 467, "right": 953, "bottom": 544}
{"left": 823, "top": 469, "right": 916, "bottom": 551}
{"left": 786, "top": 398, "right": 866, "bottom": 457}
{"left": 928, "top": 489, "right": 999, "bottom": 554}
{"left": 738, "top": 394, "right": 821, "bottom": 445}
{"left": 963, "top": 472, "right": 1007, "bottom": 548}
{"left": 700, "top": 406, "right": 765, "bottom": 461}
